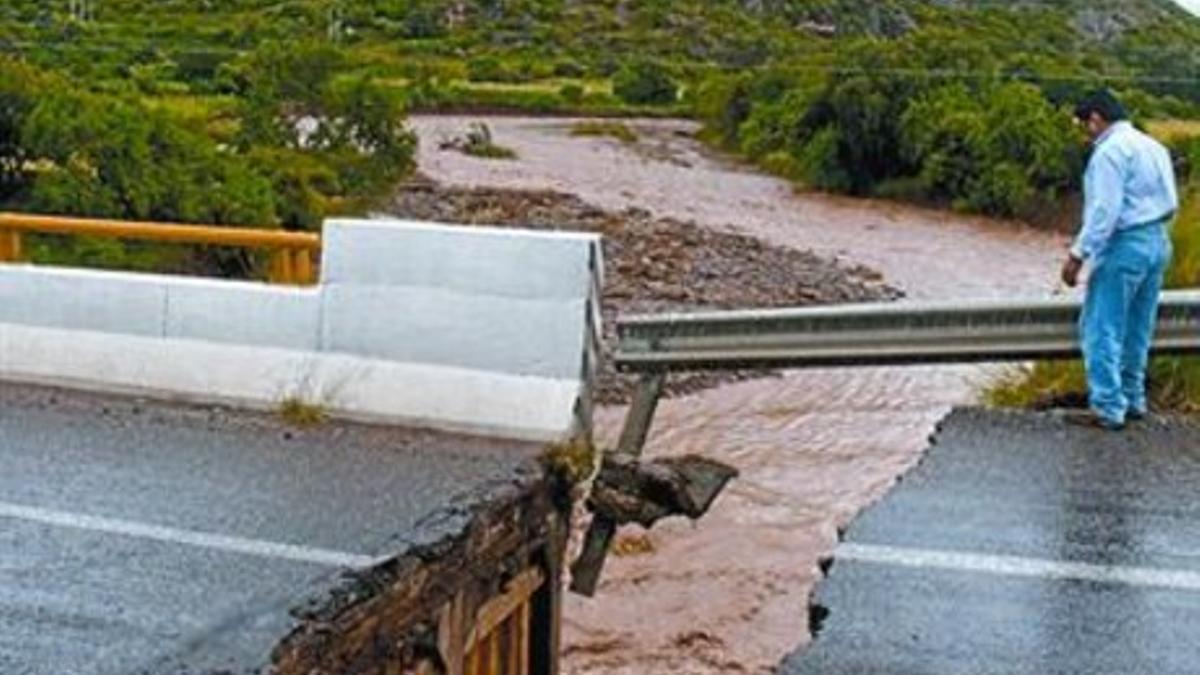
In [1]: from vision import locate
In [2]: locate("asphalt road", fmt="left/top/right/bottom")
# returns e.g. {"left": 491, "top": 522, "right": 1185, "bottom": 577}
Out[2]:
{"left": 0, "top": 384, "right": 541, "bottom": 674}
{"left": 783, "top": 408, "right": 1200, "bottom": 675}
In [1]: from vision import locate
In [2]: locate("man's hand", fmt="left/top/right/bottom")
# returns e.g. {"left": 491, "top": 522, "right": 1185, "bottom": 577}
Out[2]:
{"left": 1061, "top": 254, "right": 1083, "bottom": 288}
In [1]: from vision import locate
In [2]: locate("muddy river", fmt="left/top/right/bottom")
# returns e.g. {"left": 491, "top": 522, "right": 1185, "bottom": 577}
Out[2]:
{"left": 409, "top": 116, "right": 1070, "bottom": 675}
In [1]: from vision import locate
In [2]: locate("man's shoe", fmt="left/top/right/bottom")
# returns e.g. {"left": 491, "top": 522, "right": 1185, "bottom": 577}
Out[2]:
{"left": 1127, "top": 409, "right": 1147, "bottom": 422}
{"left": 1061, "top": 409, "right": 1126, "bottom": 432}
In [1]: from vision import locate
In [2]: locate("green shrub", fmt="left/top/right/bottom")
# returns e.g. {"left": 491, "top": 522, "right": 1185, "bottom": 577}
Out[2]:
{"left": 234, "top": 42, "right": 416, "bottom": 222}
{"left": 798, "top": 126, "right": 853, "bottom": 192}
{"left": 570, "top": 121, "right": 637, "bottom": 143}
{"left": 873, "top": 176, "right": 930, "bottom": 203}
{"left": 553, "top": 60, "right": 588, "bottom": 78}
{"left": 247, "top": 148, "right": 340, "bottom": 230}
{"left": 400, "top": 4, "right": 447, "bottom": 39}
{"left": 613, "top": 60, "right": 678, "bottom": 106}
{"left": 0, "top": 59, "right": 46, "bottom": 200}
{"left": 738, "top": 88, "right": 814, "bottom": 160}
{"left": 466, "top": 55, "right": 509, "bottom": 83}
{"left": 692, "top": 74, "right": 752, "bottom": 146}
{"left": 440, "top": 83, "right": 565, "bottom": 113}
{"left": 559, "top": 83, "right": 584, "bottom": 104}
{"left": 22, "top": 89, "right": 275, "bottom": 225}
{"left": 759, "top": 150, "right": 806, "bottom": 181}
{"left": 446, "top": 122, "right": 518, "bottom": 160}
{"left": 465, "top": 55, "right": 537, "bottom": 84}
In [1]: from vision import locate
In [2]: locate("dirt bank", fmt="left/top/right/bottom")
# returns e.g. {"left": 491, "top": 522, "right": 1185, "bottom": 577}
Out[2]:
{"left": 408, "top": 115, "right": 1068, "bottom": 675}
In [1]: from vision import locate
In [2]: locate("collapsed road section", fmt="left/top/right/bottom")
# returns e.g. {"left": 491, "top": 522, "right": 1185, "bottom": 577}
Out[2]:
{"left": 0, "top": 383, "right": 565, "bottom": 674}
{"left": 784, "top": 408, "right": 1200, "bottom": 674}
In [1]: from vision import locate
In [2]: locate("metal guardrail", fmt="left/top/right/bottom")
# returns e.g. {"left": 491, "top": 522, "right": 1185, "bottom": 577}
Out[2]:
{"left": 570, "top": 290, "right": 1200, "bottom": 596}
{"left": 615, "top": 291, "right": 1200, "bottom": 372}
{"left": 0, "top": 213, "right": 321, "bottom": 285}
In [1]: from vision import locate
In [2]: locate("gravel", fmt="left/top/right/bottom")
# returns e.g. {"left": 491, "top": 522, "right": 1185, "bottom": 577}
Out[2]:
{"left": 387, "top": 178, "right": 901, "bottom": 403}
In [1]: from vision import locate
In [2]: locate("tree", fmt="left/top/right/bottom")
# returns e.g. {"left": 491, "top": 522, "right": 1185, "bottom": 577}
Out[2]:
{"left": 613, "top": 60, "right": 678, "bottom": 106}
{"left": 21, "top": 89, "right": 275, "bottom": 225}
{"left": 0, "top": 59, "right": 44, "bottom": 200}
{"left": 232, "top": 41, "right": 417, "bottom": 228}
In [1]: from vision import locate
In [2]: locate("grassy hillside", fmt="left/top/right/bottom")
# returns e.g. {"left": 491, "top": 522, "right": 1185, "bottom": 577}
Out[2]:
{"left": 2, "top": 1, "right": 1197, "bottom": 104}
{"left": 0, "top": 1, "right": 1196, "bottom": 265}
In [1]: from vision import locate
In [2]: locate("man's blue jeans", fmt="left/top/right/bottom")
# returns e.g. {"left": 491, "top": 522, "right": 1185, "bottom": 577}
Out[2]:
{"left": 1080, "top": 221, "right": 1172, "bottom": 424}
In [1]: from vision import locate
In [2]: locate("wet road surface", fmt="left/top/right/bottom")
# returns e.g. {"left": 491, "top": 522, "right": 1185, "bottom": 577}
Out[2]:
{"left": 783, "top": 408, "right": 1200, "bottom": 674}
{"left": 0, "top": 384, "right": 538, "bottom": 674}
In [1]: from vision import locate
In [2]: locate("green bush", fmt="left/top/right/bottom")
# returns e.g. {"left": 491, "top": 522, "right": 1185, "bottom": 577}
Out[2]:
{"left": 691, "top": 74, "right": 752, "bottom": 146}
{"left": 466, "top": 55, "right": 509, "bottom": 83}
{"left": 559, "top": 83, "right": 584, "bottom": 104}
{"left": 552, "top": 60, "right": 587, "bottom": 78}
{"left": 899, "top": 82, "right": 1079, "bottom": 216}
{"left": 0, "top": 60, "right": 278, "bottom": 275}
{"left": 454, "top": 122, "right": 518, "bottom": 160}
{"left": 694, "top": 37, "right": 1084, "bottom": 218}
{"left": 234, "top": 42, "right": 416, "bottom": 224}
{"left": 0, "top": 59, "right": 45, "bottom": 200}
{"left": 1172, "top": 136, "right": 1200, "bottom": 184}
{"left": 22, "top": 89, "right": 274, "bottom": 225}
{"left": 400, "top": 4, "right": 447, "bottom": 39}
{"left": 798, "top": 127, "right": 853, "bottom": 192}
{"left": 439, "top": 83, "right": 565, "bottom": 113}
{"left": 570, "top": 121, "right": 638, "bottom": 143}
{"left": 613, "top": 60, "right": 678, "bottom": 106}
{"left": 738, "top": 87, "right": 814, "bottom": 160}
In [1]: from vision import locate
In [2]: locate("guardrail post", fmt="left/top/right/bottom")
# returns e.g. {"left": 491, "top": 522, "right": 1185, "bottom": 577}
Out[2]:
{"left": 269, "top": 248, "right": 295, "bottom": 285}
{"left": 268, "top": 248, "right": 318, "bottom": 285}
{"left": 0, "top": 229, "right": 21, "bottom": 262}
{"left": 293, "top": 248, "right": 315, "bottom": 285}
{"left": 570, "top": 373, "right": 665, "bottom": 596}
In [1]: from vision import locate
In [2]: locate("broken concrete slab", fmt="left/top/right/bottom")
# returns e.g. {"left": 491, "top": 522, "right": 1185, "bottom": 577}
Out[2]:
{"left": 588, "top": 455, "right": 739, "bottom": 528}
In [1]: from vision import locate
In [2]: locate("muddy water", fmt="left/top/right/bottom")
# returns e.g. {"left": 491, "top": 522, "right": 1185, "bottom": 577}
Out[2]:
{"left": 410, "top": 116, "right": 1071, "bottom": 674}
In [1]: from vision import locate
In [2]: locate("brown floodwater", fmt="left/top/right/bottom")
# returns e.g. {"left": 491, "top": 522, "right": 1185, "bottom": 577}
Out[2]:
{"left": 409, "top": 116, "right": 1071, "bottom": 674}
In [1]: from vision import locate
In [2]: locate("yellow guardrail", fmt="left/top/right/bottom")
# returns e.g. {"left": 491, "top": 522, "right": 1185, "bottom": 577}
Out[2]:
{"left": 0, "top": 213, "right": 321, "bottom": 285}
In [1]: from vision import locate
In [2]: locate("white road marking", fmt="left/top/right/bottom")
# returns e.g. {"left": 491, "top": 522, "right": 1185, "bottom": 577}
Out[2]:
{"left": 838, "top": 542, "right": 1200, "bottom": 592}
{"left": 0, "top": 501, "right": 378, "bottom": 568}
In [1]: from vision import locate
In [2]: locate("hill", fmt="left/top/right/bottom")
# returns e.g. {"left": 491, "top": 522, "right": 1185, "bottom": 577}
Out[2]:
{"left": 1, "top": 1, "right": 1197, "bottom": 101}
{"left": 0, "top": 0, "right": 1196, "bottom": 242}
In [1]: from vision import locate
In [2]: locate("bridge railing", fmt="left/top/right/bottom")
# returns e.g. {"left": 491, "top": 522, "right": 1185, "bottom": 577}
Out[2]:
{"left": 0, "top": 213, "right": 321, "bottom": 285}
{"left": 569, "top": 290, "right": 1200, "bottom": 595}
{"left": 615, "top": 291, "right": 1200, "bottom": 372}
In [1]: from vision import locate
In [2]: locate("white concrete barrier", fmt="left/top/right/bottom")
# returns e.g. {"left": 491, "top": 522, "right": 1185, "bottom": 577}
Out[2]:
{"left": 0, "top": 219, "right": 603, "bottom": 443}
{"left": 320, "top": 286, "right": 591, "bottom": 379}
{"left": 322, "top": 218, "right": 600, "bottom": 300}
{"left": 0, "top": 267, "right": 167, "bottom": 337}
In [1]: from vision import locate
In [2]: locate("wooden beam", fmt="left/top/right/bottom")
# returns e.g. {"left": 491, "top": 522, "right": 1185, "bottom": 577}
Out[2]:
{"left": 463, "top": 567, "right": 545, "bottom": 655}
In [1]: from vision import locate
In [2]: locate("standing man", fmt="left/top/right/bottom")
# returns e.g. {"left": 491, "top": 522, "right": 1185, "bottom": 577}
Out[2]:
{"left": 1061, "top": 90, "right": 1179, "bottom": 430}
